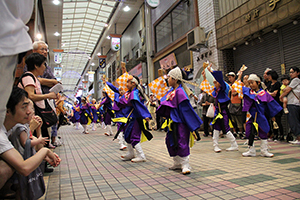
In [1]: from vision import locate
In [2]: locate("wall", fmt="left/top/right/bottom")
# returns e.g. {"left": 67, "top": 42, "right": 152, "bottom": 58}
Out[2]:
{"left": 193, "top": 0, "right": 223, "bottom": 88}
{"left": 217, "top": 0, "right": 248, "bottom": 19}
{"left": 121, "top": 12, "right": 141, "bottom": 63}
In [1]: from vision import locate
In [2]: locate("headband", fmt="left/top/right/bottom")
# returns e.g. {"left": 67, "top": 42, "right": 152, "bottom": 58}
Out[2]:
{"left": 248, "top": 74, "right": 267, "bottom": 90}
{"left": 128, "top": 75, "right": 139, "bottom": 85}
{"left": 167, "top": 66, "right": 192, "bottom": 96}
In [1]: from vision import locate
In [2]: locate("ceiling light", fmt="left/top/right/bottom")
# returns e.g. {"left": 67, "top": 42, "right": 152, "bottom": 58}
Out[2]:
{"left": 54, "top": 32, "right": 60, "bottom": 36}
{"left": 104, "top": 23, "right": 108, "bottom": 27}
{"left": 245, "top": 41, "right": 249, "bottom": 45}
{"left": 36, "top": 33, "right": 42, "bottom": 40}
{"left": 106, "top": 36, "right": 111, "bottom": 39}
{"left": 97, "top": 52, "right": 101, "bottom": 56}
{"left": 233, "top": 46, "right": 236, "bottom": 50}
{"left": 53, "top": 0, "right": 60, "bottom": 5}
{"left": 91, "top": 63, "right": 95, "bottom": 66}
{"left": 293, "top": 20, "right": 298, "bottom": 25}
{"left": 123, "top": 6, "right": 130, "bottom": 12}
{"left": 273, "top": 29, "right": 278, "bottom": 33}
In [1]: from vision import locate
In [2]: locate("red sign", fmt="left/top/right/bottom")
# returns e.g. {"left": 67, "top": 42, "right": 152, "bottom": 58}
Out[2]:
{"left": 159, "top": 53, "right": 177, "bottom": 70}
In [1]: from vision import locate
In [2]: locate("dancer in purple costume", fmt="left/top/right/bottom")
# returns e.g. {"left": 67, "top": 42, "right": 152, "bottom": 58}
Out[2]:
{"left": 105, "top": 81, "right": 127, "bottom": 150}
{"left": 202, "top": 66, "right": 238, "bottom": 153}
{"left": 237, "top": 72, "right": 282, "bottom": 157}
{"left": 89, "top": 98, "right": 99, "bottom": 131}
{"left": 79, "top": 97, "right": 93, "bottom": 134}
{"left": 99, "top": 91, "right": 113, "bottom": 136}
{"left": 71, "top": 100, "right": 80, "bottom": 130}
{"left": 116, "top": 75, "right": 151, "bottom": 163}
{"left": 157, "top": 67, "right": 202, "bottom": 174}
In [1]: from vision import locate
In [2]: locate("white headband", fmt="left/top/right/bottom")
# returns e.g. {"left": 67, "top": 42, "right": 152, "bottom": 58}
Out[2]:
{"left": 248, "top": 74, "right": 261, "bottom": 82}
{"left": 168, "top": 67, "right": 182, "bottom": 80}
{"left": 130, "top": 76, "right": 139, "bottom": 85}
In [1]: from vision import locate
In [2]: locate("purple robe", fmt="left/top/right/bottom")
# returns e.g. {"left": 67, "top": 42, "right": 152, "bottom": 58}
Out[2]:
{"left": 157, "top": 85, "right": 202, "bottom": 157}
{"left": 243, "top": 87, "right": 282, "bottom": 139}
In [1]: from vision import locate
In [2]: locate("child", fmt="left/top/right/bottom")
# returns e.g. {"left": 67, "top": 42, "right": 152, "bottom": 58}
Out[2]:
{"left": 99, "top": 91, "right": 114, "bottom": 136}
{"left": 157, "top": 67, "right": 202, "bottom": 174}
{"left": 280, "top": 75, "right": 290, "bottom": 114}
{"left": 79, "top": 97, "right": 93, "bottom": 134}
{"left": 201, "top": 66, "right": 238, "bottom": 153}
{"left": 236, "top": 71, "right": 282, "bottom": 157}
{"left": 105, "top": 80, "right": 127, "bottom": 150}
{"left": 119, "top": 75, "right": 152, "bottom": 163}
{"left": 89, "top": 98, "right": 99, "bottom": 131}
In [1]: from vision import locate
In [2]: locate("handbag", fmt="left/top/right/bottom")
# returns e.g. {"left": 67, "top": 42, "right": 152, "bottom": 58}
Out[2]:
{"left": 19, "top": 73, "right": 58, "bottom": 128}
{"left": 18, "top": 139, "right": 45, "bottom": 200}
{"left": 206, "top": 103, "right": 215, "bottom": 118}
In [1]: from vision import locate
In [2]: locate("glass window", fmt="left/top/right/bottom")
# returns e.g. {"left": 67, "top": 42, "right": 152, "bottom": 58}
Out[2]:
{"left": 155, "top": 14, "right": 172, "bottom": 52}
{"left": 154, "top": 0, "right": 195, "bottom": 52}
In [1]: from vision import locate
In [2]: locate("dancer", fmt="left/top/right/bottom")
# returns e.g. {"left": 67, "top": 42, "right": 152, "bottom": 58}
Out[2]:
{"left": 105, "top": 80, "right": 127, "bottom": 150}
{"left": 201, "top": 65, "right": 238, "bottom": 153}
{"left": 79, "top": 97, "right": 93, "bottom": 134}
{"left": 89, "top": 98, "right": 99, "bottom": 131}
{"left": 99, "top": 91, "right": 114, "bottom": 136}
{"left": 118, "top": 75, "right": 152, "bottom": 162}
{"left": 157, "top": 67, "right": 202, "bottom": 174}
{"left": 71, "top": 99, "right": 80, "bottom": 130}
{"left": 234, "top": 71, "right": 282, "bottom": 157}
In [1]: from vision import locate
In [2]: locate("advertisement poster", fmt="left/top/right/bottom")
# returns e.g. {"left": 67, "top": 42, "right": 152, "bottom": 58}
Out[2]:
{"left": 128, "top": 63, "right": 142, "bottom": 79}
{"left": 159, "top": 53, "right": 177, "bottom": 70}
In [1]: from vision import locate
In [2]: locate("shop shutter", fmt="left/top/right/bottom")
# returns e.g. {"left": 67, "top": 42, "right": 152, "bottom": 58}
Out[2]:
{"left": 233, "top": 31, "right": 281, "bottom": 76}
{"left": 281, "top": 23, "right": 300, "bottom": 71}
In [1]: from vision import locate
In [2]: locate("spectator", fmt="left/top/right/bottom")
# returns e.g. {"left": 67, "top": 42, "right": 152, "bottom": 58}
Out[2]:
{"left": 0, "top": 87, "right": 60, "bottom": 191}
{"left": 280, "top": 67, "right": 300, "bottom": 145}
{"left": 227, "top": 72, "right": 244, "bottom": 138}
{"left": 18, "top": 53, "right": 58, "bottom": 143}
{"left": 266, "top": 70, "right": 284, "bottom": 141}
{"left": 200, "top": 92, "right": 215, "bottom": 137}
{"left": 263, "top": 68, "right": 272, "bottom": 89}
{"left": 0, "top": 1, "right": 34, "bottom": 195}
{"left": 147, "top": 93, "right": 158, "bottom": 130}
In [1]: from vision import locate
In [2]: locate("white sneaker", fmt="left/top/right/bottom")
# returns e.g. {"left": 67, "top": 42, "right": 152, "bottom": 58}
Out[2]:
{"left": 121, "top": 154, "right": 134, "bottom": 161}
{"left": 182, "top": 167, "right": 191, "bottom": 175}
{"left": 289, "top": 140, "right": 300, "bottom": 145}
{"left": 242, "top": 146, "right": 256, "bottom": 157}
{"left": 131, "top": 157, "right": 146, "bottom": 163}
{"left": 214, "top": 146, "right": 222, "bottom": 153}
{"left": 119, "top": 144, "right": 127, "bottom": 150}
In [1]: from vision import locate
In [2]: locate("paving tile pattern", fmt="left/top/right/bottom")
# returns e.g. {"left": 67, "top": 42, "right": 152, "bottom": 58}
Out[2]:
{"left": 42, "top": 125, "right": 300, "bottom": 200}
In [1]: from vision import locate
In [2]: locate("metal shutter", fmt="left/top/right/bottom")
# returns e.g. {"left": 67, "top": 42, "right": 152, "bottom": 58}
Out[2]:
{"left": 233, "top": 31, "right": 281, "bottom": 76}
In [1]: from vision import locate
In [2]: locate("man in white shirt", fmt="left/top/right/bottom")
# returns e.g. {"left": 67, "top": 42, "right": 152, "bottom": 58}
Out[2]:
{"left": 0, "top": 87, "right": 61, "bottom": 190}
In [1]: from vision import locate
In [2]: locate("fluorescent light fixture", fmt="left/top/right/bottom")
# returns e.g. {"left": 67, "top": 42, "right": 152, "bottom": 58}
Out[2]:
{"left": 53, "top": 0, "right": 60, "bottom": 5}
{"left": 54, "top": 32, "right": 60, "bottom": 36}
{"left": 123, "top": 6, "right": 130, "bottom": 12}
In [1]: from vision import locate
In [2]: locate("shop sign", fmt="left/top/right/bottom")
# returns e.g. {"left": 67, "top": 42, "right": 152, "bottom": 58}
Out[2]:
{"left": 269, "top": 0, "right": 280, "bottom": 11}
{"left": 54, "top": 66, "right": 62, "bottom": 78}
{"left": 53, "top": 49, "right": 63, "bottom": 64}
{"left": 146, "top": 0, "right": 160, "bottom": 8}
{"left": 159, "top": 53, "right": 177, "bottom": 70}
{"left": 88, "top": 71, "right": 95, "bottom": 82}
{"left": 98, "top": 55, "right": 107, "bottom": 68}
{"left": 110, "top": 34, "right": 122, "bottom": 51}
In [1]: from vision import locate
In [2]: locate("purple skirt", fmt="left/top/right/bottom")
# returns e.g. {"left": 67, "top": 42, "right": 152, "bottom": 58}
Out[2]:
{"left": 166, "top": 123, "right": 190, "bottom": 157}
{"left": 245, "top": 119, "right": 268, "bottom": 139}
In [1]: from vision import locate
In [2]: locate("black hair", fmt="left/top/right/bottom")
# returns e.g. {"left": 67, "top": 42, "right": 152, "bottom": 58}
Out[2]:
{"left": 133, "top": 75, "right": 140, "bottom": 85}
{"left": 281, "top": 74, "right": 290, "bottom": 81}
{"left": 25, "top": 53, "right": 46, "bottom": 71}
{"left": 6, "top": 87, "right": 28, "bottom": 115}
{"left": 266, "top": 70, "right": 279, "bottom": 80}
{"left": 289, "top": 67, "right": 300, "bottom": 78}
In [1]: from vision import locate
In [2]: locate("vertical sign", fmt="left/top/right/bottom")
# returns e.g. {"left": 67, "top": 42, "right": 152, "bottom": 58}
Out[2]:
{"left": 53, "top": 49, "right": 63, "bottom": 64}
{"left": 110, "top": 34, "right": 122, "bottom": 51}
{"left": 98, "top": 55, "right": 107, "bottom": 68}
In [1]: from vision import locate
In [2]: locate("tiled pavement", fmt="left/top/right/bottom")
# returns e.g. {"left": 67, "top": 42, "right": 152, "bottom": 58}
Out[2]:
{"left": 42, "top": 125, "right": 300, "bottom": 200}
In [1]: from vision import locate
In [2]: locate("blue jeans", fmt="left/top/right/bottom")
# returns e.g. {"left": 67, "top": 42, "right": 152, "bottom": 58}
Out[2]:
{"left": 287, "top": 105, "right": 300, "bottom": 137}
